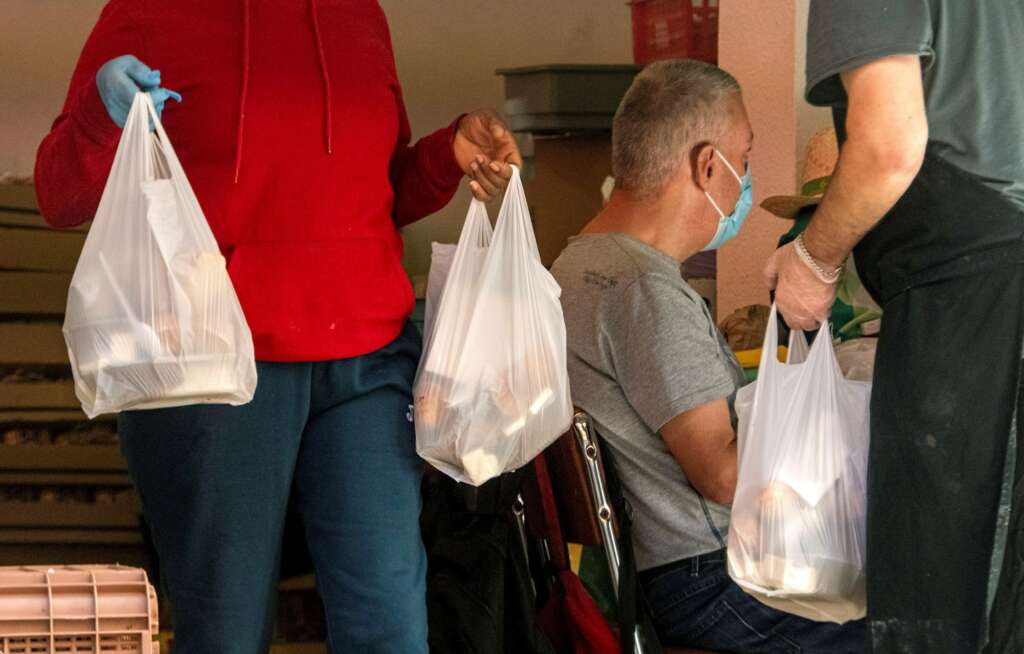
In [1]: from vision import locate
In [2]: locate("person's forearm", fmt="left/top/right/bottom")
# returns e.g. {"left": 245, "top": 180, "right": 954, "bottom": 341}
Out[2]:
{"left": 661, "top": 402, "right": 738, "bottom": 506}
{"left": 802, "top": 55, "right": 928, "bottom": 267}
{"left": 389, "top": 117, "right": 464, "bottom": 227}
{"left": 801, "top": 139, "right": 920, "bottom": 266}
{"left": 35, "top": 81, "right": 123, "bottom": 228}
{"left": 716, "top": 440, "right": 738, "bottom": 506}
{"left": 684, "top": 440, "right": 736, "bottom": 507}
{"left": 35, "top": 2, "right": 146, "bottom": 228}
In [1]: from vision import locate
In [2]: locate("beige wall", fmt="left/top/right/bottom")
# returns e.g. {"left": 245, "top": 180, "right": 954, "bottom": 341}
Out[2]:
{"left": 0, "top": 2, "right": 109, "bottom": 178}
{"left": 716, "top": 0, "right": 831, "bottom": 321}
{"left": 0, "top": 1, "right": 633, "bottom": 277}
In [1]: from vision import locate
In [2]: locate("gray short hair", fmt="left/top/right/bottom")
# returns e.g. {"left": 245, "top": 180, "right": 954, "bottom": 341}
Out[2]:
{"left": 612, "top": 59, "right": 740, "bottom": 197}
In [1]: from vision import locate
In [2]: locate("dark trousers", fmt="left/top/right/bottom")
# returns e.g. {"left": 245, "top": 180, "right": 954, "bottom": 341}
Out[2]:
{"left": 846, "top": 144, "right": 1024, "bottom": 654}
{"left": 640, "top": 549, "right": 868, "bottom": 653}
{"left": 119, "top": 324, "right": 428, "bottom": 653}
{"left": 867, "top": 265, "right": 1024, "bottom": 653}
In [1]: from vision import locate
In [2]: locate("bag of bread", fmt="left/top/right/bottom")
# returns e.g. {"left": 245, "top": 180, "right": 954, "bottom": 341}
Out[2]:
{"left": 414, "top": 167, "right": 572, "bottom": 486}
{"left": 729, "top": 307, "right": 870, "bottom": 623}
{"left": 64, "top": 93, "right": 256, "bottom": 418}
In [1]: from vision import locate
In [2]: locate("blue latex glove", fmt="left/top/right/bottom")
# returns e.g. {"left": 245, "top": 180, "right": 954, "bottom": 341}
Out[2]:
{"left": 96, "top": 55, "right": 182, "bottom": 128}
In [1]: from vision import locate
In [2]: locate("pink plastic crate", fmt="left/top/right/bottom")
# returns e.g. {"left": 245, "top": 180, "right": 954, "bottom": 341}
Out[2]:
{"left": 0, "top": 564, "right": 159, "bottom": 653}
{"left": 630, "top": 0, "right": 719, "bottom": 65}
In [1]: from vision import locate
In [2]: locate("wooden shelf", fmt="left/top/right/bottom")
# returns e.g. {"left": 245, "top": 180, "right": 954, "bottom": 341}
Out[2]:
{"left": 0, "top": 272, "right": 71, "bottom": 316}
{"left": 0, "top": 409, "right": 99, "bottom": 425}
{"left": 0, "top": 209, "right": 88, "bottom": 233}
{"left": 0, "top": 471, "right": 130, "bottom": 485}
{"left": 0, "top": 323, "right": 68, "bottom": 365}
{"left": 0, "top": 500, "right": 139, "bottom": 529}
{"left": 0, "top": 445, "right": 127, "bottom": 473}
{"left": 0, "top": 381, "right": 78, "bottom": 409}
{"left": 0, "top": 542, "right": 147, "bottom": 567}
{"left": 0, "top": 226, "right": 84, "bottom": 273}
{"left": 0, "top": 184, "right": 38, "bottom": 212}
{"left": 0, "top": 528, "right": 143, "bottom": 546}
{"left": 0, "top": 185, "right": 145, "bottom": 559}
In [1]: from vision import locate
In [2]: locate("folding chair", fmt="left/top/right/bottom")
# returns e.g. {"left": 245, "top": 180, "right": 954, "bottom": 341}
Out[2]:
{"left": 538, "top": 410, "right": 716, "bottom": 654}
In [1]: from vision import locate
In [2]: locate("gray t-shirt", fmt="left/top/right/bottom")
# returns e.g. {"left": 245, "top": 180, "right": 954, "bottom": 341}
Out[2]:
{"left": 550, "top": 233, "right": 746, "bottom": 570}
{"left": 806, "top": 0, "right": 1024, "bottom": 208}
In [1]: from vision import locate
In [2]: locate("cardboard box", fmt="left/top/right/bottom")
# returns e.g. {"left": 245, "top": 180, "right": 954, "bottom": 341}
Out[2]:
{"left": 523, "top": 134, "right": 611, "bottom": 267}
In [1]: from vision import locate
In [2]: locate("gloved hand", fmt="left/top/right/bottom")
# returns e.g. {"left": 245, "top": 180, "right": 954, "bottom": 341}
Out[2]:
{"left": 764, "top": 241, "right": 837, "bottom": 331}
{"left": 96, "top": 55, "right": 181, "bottom": 128}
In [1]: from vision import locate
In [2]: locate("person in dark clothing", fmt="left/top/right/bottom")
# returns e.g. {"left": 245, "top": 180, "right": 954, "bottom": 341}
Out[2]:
{"left": 767, "top": 2, "right": 1024, "bottom": 652}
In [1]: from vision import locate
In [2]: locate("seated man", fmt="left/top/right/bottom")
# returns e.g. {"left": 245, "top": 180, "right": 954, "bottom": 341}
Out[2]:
{"left": 550, "top": 59, "right": 867, "bottom": 653}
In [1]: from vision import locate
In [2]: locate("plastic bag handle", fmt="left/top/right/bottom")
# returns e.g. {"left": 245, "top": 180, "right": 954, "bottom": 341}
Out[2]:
{"left": 133, "top": 92, "right": 188, "bottom": 186}
{"left": 787, "top": 329, "right": 810, "bottom": 365}
{"left": 464, "top": 198, "right": 494, "bottom": 247}
{"left": 125, "top": 93, "right": 221, "bottom": 254}
{"left": 755, "top": 305, "right": 783, "bottom": 373}
{"left": 491, "top": 165, "right": 544, "bottom": 265}
{"left": 757, "top": 304, "right": 840, "bottom": 381}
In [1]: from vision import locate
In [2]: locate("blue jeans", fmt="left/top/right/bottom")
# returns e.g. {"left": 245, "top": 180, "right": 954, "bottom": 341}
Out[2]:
{"left": 119, "top": 324, "right": 427, "bottom": 654}
{"left": 640, "top": 549, "right": 868, "bottom": 653}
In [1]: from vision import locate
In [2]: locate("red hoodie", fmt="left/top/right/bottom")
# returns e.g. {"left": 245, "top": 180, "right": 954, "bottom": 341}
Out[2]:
{"left": 35, "top": 0, "right": 464, "bottom": 362}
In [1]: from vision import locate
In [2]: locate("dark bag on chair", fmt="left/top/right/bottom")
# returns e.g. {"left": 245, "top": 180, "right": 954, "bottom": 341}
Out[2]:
{"left": 422, "top": 468, "right": 555, "bottom": 654}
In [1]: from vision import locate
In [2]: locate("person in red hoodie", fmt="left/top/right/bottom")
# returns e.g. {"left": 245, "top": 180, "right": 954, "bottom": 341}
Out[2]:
{"left": 35, "top": 2, "right": 521, "bottom": 652}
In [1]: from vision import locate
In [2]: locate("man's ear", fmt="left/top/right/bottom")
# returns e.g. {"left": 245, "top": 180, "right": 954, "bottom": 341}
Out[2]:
{"left": 693, "top": 143, "right": 716, "bottom": 192}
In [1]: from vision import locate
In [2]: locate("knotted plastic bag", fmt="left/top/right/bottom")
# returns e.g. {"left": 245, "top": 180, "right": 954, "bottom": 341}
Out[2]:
{"left": 728, "top": 306, "right": 870, "bottom": 623}
{"left": 414, "top": 167, "right": 572, "bottom": 486}
{"left": 64, "top": 93, "right": 256, "bottom": 418}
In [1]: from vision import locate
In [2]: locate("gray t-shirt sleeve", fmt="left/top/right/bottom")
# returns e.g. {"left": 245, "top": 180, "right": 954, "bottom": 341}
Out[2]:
{"left": 604, "top": 273, "right": 737, "bottom": 434}
{"left": 806, "top": 0, "right": 934, "bottom": 107}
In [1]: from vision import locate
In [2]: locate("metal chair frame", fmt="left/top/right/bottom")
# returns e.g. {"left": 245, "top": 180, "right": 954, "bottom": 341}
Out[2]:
{"left": 571, "top": 411, "right": 647, "bottom": 654}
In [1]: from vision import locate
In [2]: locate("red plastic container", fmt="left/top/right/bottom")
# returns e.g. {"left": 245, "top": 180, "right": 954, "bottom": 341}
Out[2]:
{"left": 629, "top": 0, "right": 719, "bottom": 65}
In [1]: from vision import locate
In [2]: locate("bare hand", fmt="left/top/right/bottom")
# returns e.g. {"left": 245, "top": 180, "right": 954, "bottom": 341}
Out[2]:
{"left": 453, "top": 110, "right": 523, "bottom": 201}
{"left": 764, "top": 242, "right": 836, "bottom": 331}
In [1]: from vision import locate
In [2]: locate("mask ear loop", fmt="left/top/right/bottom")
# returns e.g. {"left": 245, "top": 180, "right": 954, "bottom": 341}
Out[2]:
{"left": 705, "top": 190, "right": 726, "bottom": 218}
{"left": 704, "top": 148, "right": 740, "bottom": 218}
{"left": 714, "top": 149, "right": 744, "bottom": 185}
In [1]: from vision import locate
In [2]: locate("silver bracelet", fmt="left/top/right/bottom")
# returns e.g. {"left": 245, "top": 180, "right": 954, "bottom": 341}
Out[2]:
{"left": 794, "top": 233, "right": 844, "bottom": 285}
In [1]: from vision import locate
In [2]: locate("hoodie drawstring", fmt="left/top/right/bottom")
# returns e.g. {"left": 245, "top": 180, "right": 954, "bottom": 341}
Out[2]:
{"left": 233, "top": 0, "right": 251, "bottom": 184}
{"left": 234, "top": 0, "right": 333, "bottom": 185}
{"left": 310, "top": 0, "right": 334, "bottom": 155}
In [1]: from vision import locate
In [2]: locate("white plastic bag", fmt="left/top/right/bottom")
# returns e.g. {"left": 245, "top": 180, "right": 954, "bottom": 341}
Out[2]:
{"left": 414, "top": 167, "right": 573, "bottom": 486}
{"left": 64, "top": 93, "right": 257, "bottom": 418}
{"left": 835, "top": 337, "right": 878, "bottom": 383}
{"left": 729, "top": 306, "right": 870, "bottom": 623}
{"left": 422, "top": 241, "right": 459, "bottom": 344}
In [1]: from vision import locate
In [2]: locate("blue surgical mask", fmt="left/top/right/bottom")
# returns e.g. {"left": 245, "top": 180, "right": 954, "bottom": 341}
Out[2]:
{"left": 702, "top": 149, "right": 753, "bottom": 251}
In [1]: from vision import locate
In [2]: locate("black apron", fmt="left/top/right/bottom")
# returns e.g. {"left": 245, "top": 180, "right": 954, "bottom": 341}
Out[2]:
{"left": 853, "top": 148, "right": 1024, "bottom": 653}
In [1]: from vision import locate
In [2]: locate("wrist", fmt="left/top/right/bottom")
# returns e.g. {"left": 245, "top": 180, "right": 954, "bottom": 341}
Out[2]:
{"left": 451, "top": 120, "right": 471, "bottom": 173}
{"left": 75, "top": 78, "right": 124, "bottom": 141}
{"left": 800, "top": 228, "right": 847, "bottom": 268}
{"left": 434, "top": 113, "right": 469, "bottom": 183}
{"left": 794, "top": 233, "right": 845, "bottom": 285}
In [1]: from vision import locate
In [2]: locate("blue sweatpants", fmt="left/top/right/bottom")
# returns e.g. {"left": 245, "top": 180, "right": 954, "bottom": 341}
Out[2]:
{"left": 119, "top": 324, "right": 427, "bottom": 654}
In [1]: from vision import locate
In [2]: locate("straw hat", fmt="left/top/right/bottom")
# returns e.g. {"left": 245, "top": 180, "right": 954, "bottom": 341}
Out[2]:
{"left": 761, "top": 127, "right": 838, "bottom": 219}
